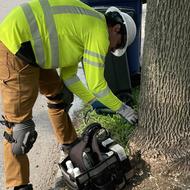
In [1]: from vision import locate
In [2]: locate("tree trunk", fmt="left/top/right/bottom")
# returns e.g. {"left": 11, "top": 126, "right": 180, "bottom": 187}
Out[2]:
{"left": 130, "top": 0, "right": 190, "bottom": 174}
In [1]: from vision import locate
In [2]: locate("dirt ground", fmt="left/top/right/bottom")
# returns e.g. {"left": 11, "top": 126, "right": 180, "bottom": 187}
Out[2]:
{"left": 50, "top": 114, "right": 190, "bottom": 190}
{"left": 52, "top": 105, "right": 190, "bottom": 190}
{"left": 124, "top": 155, "right": 190, "bottom": 190}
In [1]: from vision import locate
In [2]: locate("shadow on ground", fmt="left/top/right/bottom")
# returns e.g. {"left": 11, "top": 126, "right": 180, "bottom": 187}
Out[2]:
{"left": 125, "top": 151, "right": 151, "bottom": 190}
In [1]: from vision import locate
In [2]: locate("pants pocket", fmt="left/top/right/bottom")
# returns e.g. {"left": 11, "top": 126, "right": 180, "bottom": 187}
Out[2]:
{"left": 0, "top": 51, "right": 10, "bottom": 80}
{"left": 0, "top": 49, "right": 39, "bottom": 121}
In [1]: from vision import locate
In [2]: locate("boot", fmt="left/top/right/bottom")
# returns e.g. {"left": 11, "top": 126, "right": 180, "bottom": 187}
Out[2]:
{"left": 14, "top": 184, "right": 33, "bottom": 190}
{"left": 61, "top": 137, "right": 80, "bottom": 153}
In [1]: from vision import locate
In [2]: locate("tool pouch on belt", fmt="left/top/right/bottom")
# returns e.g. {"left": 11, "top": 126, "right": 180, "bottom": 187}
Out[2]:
{"left": 59, "top": 123, "right": 133, "bottom": 190}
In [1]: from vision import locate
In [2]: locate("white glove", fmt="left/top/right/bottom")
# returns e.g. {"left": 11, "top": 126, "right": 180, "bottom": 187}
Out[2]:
{"left": 117, "top": 104, "right": 138, "bottom": 125}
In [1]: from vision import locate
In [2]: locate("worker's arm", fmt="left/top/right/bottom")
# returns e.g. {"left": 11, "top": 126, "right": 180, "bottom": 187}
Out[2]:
{"left": 82, "top": 22, "right": 137, "bottom": 125}
{"left": 82, "top": 55, "right": 123, "bottom": 111}
{"left": 60, "top": 65, "right": 95, "bottom": 104}
{"left": 60, "top": 60, "right": 137, "bottom": 125}
{"left": 82, "top": 24, "right": 123, "bottom": 111}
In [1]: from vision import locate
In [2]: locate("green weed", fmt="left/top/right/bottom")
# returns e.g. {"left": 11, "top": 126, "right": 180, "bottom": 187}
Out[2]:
{"left": 74, "top": 87, "right": 140, "bottom": 153}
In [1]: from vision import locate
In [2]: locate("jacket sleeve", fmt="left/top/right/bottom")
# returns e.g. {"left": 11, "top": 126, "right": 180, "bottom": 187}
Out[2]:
{"left": 60, "top": 65, "right": 95, "bottom": 104}
{"left": 82, "top": 26, "right": 123, "bottom": 111}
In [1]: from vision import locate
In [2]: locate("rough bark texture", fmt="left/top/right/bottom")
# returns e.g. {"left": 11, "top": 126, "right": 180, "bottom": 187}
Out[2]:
{"left": 130, "top": 0, "right": 190, "bottom": 173}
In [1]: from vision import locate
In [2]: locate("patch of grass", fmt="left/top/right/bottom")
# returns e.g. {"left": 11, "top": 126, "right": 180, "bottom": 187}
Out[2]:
{"left": 132, "top": 86, "right": 140, "bottom": 108}
{"left": 75, "top": 87, "right": 140, "bottom": 154}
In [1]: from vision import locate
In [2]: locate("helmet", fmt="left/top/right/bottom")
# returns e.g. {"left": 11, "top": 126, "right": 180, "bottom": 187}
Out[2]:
{"left": 106, "top": 6, "right": 137, "bottom": 57}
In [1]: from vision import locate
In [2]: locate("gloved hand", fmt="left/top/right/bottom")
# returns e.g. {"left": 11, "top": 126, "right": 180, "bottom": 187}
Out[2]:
{"left": 91, "top": 100, "right": 107, "bottom": 110}
{"left": 91, "top": 100, "right": 115, "bottom": 115}
{"left": 117, "top": 104, "right": 138, "bottom": 125}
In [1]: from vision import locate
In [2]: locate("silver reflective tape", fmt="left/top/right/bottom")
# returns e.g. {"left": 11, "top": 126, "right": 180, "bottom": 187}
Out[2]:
{"left": 21, "top": 3, "right": 45, "bottom": 65}
{"left": 83, "top": 58, "right": 104, "bottom": 68}
{"left": 52, "top": 6, "right": 104, "bottom": 20}
{"left": 84, "top": 50, "right": 105, "bottom": 61}
{"left": 64, "top": 75, "right": 80, "bottom": 86}
{"left": 39, "top": 0, "right": 59, "bottom": 68}
{"left": 94, "top": 87, "right": 110, "bottom": 98}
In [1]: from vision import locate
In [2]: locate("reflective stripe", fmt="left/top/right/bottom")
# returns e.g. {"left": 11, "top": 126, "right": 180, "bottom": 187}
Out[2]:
{"left": 21, "top": 3, "right": 103, "bottom": 68}
{"left": 21, "top": 3, "right": 45, "bottom": 65}
{"left": 83, "top": 58, "right": 104, "bottom": 68}
{"left": 52, "top": 6, "right": 104, "bottom": 20}
{"left": 64, "top": 76, "right": 80, "bottom": 86}
{"left": 84, "top": 50, "right": 105, "bottom": 61}
{"left": 39, "top": 0, "right": 59, "bottom": 68}
{"left": 94, "top": 87, "right": 110, "bottom": 98}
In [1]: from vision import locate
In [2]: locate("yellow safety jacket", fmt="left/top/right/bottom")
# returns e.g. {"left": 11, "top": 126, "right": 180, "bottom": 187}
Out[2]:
{"left": 0, "top": 0, "right": 123, "bottom": 111}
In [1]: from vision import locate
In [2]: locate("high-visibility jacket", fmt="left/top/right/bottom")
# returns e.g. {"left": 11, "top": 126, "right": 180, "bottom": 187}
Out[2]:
{"left": 0, "top": 0, "right": 123, "bottom": 111}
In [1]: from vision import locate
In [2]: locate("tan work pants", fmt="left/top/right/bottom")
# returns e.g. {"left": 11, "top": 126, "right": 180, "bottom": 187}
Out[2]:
{"left": 0, "top": 42, "right": 77, "bottom": 188}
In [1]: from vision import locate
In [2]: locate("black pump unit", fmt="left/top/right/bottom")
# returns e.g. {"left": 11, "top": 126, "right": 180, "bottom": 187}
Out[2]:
{"left": 59, "top": 123, "right": 134, "bottom": 190}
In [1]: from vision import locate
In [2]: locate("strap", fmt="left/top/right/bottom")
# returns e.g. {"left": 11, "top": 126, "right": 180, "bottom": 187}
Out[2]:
{"left": 69, "top": 123, "right": 103, "bottom": 171}
{"left": 69, "top": 138, "right": 89, "bottom": 171}
{"left": 91, "top": 130, "right": 103, "bottom": 162}
{"left": 46, "top": 93, "right": 63, "bottom": 101}
{"left": 0, "top": 115, "right": 14, "bottom": 128}
{"left": 3, "top": 131, "right": 15, "bottom": 143}
{"left": 47, "top": 102, "right": 69, "bottom": 109}
{"left": 81, "top": 122, "right": 102, "bottom": 137}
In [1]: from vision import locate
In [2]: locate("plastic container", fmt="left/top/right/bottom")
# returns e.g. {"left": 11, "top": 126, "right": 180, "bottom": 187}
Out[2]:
{"left": 73, "top": 167, "right": 81, "bottom": 178}
{"left": 66, "top": 160, "right": 74, "bottom": 176}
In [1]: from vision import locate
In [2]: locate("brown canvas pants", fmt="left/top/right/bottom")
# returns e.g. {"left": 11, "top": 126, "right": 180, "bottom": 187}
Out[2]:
{"left": 0, "top": 42, "right": 77, "bottom": 188}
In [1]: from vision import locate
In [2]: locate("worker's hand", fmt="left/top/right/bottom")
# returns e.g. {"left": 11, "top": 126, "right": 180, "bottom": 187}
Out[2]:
{"left": 91, "top": 100, "right": 115, "bottom": 115}
{"left": 91, "top": 100, "right": 107, "bottom": 110}
{"left": 117, "top": 104, "right": 138, "bottom": 125}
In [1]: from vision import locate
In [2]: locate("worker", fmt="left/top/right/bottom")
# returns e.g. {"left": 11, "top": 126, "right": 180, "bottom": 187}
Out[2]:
{"left": 0, "top": 0, "right": 137, "bottom": 189}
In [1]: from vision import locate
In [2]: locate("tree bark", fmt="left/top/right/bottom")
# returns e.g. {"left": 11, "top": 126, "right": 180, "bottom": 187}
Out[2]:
{"left": 130, "top": 0, "right": 190, "bottom": 173}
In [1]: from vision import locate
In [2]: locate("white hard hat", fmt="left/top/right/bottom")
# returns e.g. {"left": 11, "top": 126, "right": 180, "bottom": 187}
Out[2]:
{"left": 106, "top": 6, "right": 137, "bottom": 57}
